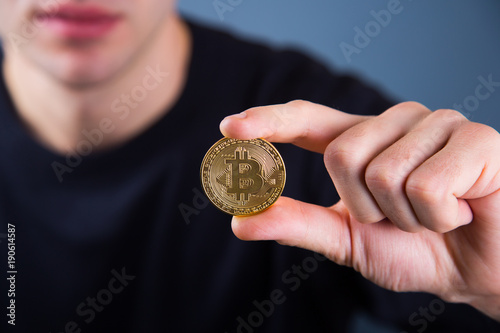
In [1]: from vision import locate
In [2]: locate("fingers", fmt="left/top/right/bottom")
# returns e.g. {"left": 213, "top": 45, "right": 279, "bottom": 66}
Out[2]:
{"left": 381, "top": 109, "right": 470, "bottom": 232}
{"left": 363, "top": 109, "right": 500, "bottom": 233}
{"left": 224, "top": 100, "right": 500, "bottom": 235}
{"left": 231, "top": 196, "right": 353, "bottom": 266}
{"left": 324, "top": 102, "right": 431, "bottom": 228}
{"left": 362, "top": 108, "right": 463, "bottom": 231}
{"left": 405, "top": 121, "right": 500, "bottom": 232}
{"left": 219, "top": 100, "right": 368, "bottom": 153}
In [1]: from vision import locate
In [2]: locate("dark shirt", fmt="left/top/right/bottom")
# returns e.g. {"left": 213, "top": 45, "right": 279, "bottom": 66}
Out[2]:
{"left": 1, "top": 20, "right": 498, "bottom": 333}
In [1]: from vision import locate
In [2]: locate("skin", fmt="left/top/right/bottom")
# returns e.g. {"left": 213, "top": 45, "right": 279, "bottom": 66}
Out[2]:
{"left": 221, "top": 100, "right": 500, "bottom": 321}
{"left": 1, "top": 0, "right": 499, "bottom": 324}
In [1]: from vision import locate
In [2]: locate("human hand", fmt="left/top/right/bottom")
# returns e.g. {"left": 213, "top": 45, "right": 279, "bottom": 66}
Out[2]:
{"left": 220, "top": 100, "right": 500, "bottom": 321}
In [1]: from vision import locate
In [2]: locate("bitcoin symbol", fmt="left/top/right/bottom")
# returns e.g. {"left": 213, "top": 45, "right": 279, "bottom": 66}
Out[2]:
{"left": 225, "top": 149, "right": 263, "bottom": 201}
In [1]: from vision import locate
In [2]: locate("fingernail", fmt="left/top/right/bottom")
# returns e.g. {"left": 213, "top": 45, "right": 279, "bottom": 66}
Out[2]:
{"left": 221, "top": 112, "right": 247, "bottom": 125}
{"left": 220, "top": 112, "right": 247, "bottom": 132}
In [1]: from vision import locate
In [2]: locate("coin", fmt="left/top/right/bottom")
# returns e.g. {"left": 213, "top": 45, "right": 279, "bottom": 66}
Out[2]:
{"left": 200, "top": 138, "right": 286, "bottom": 216}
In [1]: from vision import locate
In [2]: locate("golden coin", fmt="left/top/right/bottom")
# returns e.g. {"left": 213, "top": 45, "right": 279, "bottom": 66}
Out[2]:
{"left": 200, "top": 138, "right": 286, "bottom": 216}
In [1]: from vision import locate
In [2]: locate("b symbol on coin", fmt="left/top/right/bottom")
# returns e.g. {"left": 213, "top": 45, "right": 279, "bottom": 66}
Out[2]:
{"left": 225, "top": 150, "right": 263, "bottom": 201}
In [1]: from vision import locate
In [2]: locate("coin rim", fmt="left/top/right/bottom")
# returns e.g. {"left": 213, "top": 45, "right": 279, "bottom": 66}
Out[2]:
{"left": 200, "top": 137, "right": 286, "bottom": 216}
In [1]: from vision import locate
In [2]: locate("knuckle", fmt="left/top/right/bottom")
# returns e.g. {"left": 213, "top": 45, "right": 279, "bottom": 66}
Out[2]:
{"left": 405, "top": 173, "right": 440, "bottom": 204}
{"left": 482, "top": 125, "right": 500, "bottom": 148}
{"left": 431, "top": 108, "right": 467, "bottom": 125}
{"left": 389, "top": 101, "right": 430, "bottom": 114}
{"left": 324, "top": 140, "right": 366, "bottom": 171}
{"left": 405, "top": 174, "right": 459, "bottom": 233}
{"left": 475, "top": 122, "right": 499, "bottom": 136}
{"left": 365, "top": 163, "right": 402, "bottom": 194}
{"left": 284, "top": 100, "right": 313, "bottom": 140}
{"left": 285, "top": 99, "right": 312, "bottom": 111}
{"left": 460, "top": 121, "right": 500, "bottom": 142}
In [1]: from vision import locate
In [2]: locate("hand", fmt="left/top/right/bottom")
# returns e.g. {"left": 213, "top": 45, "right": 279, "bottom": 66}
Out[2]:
{"left": 219, "top": 100, "right": 500, "bottom": 321}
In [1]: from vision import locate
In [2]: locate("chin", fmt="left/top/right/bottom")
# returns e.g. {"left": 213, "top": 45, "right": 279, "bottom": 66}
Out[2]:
{"left": 59, "top": 61, "right": 118, "bottom": 88}
{"left": 59, "top": 71, "right": 116, "bottom": 90}
{"left": 35, "top": 41, "right": 129, "bottom": 89}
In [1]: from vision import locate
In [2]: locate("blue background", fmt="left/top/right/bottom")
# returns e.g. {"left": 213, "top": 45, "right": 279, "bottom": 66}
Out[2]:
{"left": 178, "top": 1, "right": 500, "bottom": 332}
{"left": 178, "top": 0, "right": 500, "bottom": 131}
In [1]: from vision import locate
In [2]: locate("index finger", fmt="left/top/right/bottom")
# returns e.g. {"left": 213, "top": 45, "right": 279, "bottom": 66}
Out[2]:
{"left": 219, "top": 100, "right": 369, "bottom": 153}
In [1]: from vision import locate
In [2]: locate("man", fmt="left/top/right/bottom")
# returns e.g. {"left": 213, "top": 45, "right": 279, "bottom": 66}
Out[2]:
{"left": 1, "top": 1, "right": 499, "bottom": 332}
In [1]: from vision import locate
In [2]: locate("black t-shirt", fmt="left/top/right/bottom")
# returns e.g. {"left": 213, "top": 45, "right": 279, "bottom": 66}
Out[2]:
{"left": 1, "top": 20, "right": 498, "bottom": 333}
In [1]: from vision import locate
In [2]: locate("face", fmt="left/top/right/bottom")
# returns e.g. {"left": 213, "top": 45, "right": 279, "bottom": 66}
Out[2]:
{"left": 0, "top": 0, "right": 176, "bottom": 88}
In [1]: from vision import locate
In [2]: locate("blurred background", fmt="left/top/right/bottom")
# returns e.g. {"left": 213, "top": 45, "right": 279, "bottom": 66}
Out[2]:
{"left": 178, "top": 0, "right": 500, "bottom": 131}
{"left": 178, "top": 1, "right": 500, "bottom": 332}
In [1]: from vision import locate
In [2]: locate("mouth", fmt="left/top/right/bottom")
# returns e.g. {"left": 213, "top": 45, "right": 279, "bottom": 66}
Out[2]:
{"left": 34, "top": 4, "right": 122, "bottom": 40}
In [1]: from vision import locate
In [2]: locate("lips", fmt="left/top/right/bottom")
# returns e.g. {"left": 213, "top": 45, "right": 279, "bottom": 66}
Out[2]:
{"left": 35, "top": 5, "right": 122, "bottom": 40}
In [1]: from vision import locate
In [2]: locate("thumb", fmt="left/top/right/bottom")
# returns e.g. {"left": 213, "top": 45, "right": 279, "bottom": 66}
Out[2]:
{"left": 231, "top": 196, "right": 353, "bottom": 266}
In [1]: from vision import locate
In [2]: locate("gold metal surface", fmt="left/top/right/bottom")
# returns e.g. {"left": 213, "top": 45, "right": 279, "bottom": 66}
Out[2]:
{"left": 200, "top": 138, "right": 286, "bottom": 216}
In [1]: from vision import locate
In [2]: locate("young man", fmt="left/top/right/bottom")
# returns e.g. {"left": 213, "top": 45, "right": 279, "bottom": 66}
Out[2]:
{"left": 1, "top": 1, "right": 499, "bottom": 332}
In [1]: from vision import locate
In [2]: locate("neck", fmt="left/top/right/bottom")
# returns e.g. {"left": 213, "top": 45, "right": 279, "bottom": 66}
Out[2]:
{"left": 2, "top": 15, "right": 190, "bottom": 154}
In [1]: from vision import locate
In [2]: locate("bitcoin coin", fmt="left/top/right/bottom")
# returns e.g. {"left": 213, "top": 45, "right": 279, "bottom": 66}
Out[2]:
{"left": 200, "top": 138, "right": 286, "bottom": 216}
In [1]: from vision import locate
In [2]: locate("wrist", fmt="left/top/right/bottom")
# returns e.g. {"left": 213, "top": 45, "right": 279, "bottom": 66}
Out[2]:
{"left": 438, "top": 284, "right": 500, "bottom": 323}
{"left": 469, "top": 296, "right": 500, "bottom": 322}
